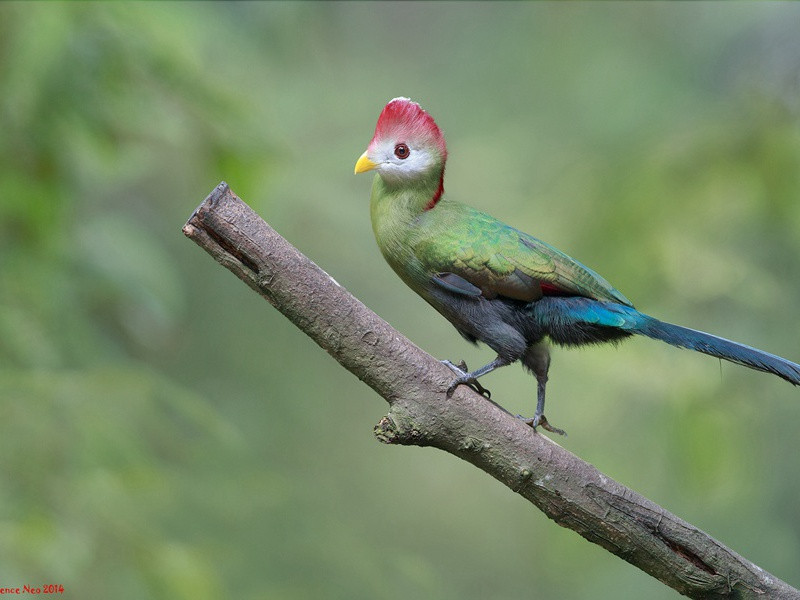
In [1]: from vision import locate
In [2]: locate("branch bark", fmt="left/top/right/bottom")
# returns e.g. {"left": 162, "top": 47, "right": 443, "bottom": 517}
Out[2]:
{"left": 183, "top": 182, "right": 799, "bottom": 600}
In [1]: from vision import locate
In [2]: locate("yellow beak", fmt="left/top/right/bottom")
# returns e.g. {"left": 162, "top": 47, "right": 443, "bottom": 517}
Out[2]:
{"left": 354, "top": 151, "right": 378, "bottom": 174}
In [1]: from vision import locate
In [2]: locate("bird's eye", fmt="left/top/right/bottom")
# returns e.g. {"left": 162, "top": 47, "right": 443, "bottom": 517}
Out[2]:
{"left": 394, "top": 143, "right": 410, "bottom": 159}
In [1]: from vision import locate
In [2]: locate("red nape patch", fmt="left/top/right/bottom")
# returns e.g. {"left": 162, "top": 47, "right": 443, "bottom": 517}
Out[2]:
{"left": 424, "top": 170, "right": 445, "bottom": 211}
{"left": 373, "top": 98, "right": 447, "bottom": 157}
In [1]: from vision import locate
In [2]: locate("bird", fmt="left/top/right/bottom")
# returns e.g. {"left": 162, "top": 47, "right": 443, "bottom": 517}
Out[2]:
{"left": 354, "top": 97, "right": 800, "bottom": 434}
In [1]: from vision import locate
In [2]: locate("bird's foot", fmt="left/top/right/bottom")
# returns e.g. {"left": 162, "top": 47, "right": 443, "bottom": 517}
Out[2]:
{"left": 441, "top": 360, "right": 492, "bottom": 398}
{"left": 516, "top": 413, "right": 567, "bottom": 437}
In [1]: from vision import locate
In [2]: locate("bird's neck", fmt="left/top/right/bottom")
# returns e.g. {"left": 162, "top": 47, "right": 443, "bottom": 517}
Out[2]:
{"left": 370, "top": 166, "right": 445, "bottom": 219}
{"left": 369, "top": 167, "right": 444, "bottom": 273}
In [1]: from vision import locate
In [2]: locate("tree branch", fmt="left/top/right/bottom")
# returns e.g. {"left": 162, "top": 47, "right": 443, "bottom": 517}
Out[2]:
{"left": 183, "top": 182, "right": 799, "bottom": 600}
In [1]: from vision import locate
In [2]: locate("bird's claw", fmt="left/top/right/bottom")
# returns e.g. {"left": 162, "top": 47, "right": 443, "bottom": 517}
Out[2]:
{"left": 441, "top": 360, "right": 492, "bottom": 398}
{"left": 516, "top": 413, "right": 567, "bottom": 436}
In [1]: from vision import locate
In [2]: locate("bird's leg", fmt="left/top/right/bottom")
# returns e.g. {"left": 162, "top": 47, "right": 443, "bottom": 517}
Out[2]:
{"left": 521, "top": 375, "right": 566, "bottom": 436}
{"left": 442, "top": 355, "right": 511, "bottom": 398}
{"left": 441, "top": 360, "right": 492, "bottom": 398}
{"left": 519, "top": 344, "right": 566, "bottom": 436}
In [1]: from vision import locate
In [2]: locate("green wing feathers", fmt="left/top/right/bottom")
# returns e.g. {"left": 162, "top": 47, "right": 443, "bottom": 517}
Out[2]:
{"left": 515, "top": 231, "right": 632, "bottom": 305}
{"left": 415, "top": 202, "right": 632, "bottom": 306}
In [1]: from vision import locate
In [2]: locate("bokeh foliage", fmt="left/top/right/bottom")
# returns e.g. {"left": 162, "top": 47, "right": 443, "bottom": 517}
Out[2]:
{"left": 1, "top": 2, "right": 799, "bottom": 598}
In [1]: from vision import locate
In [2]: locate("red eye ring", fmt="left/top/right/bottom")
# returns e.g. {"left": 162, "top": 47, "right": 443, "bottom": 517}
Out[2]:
{"left": 394, "top": 143, "right": 410, "bottom": 159}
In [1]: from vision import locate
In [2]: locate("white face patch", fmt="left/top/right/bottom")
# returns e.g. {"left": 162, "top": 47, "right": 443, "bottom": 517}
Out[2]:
{"left": 369, "top": 140, "right": 437, "bottom": 184}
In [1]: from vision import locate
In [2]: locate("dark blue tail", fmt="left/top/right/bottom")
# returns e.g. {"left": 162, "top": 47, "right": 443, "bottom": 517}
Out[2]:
{"left": 534, "top": 297, "right": 800, "bottom": 385}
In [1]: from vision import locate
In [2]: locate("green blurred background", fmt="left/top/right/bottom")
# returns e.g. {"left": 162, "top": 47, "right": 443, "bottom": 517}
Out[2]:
{"left": 1, "top": 2, "right": 799, "bottom": 598}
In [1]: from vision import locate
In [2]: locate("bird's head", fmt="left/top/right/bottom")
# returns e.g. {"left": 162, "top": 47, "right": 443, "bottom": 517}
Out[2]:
{"left": 354, "top": 97, "right": 447, "bottom": 185}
